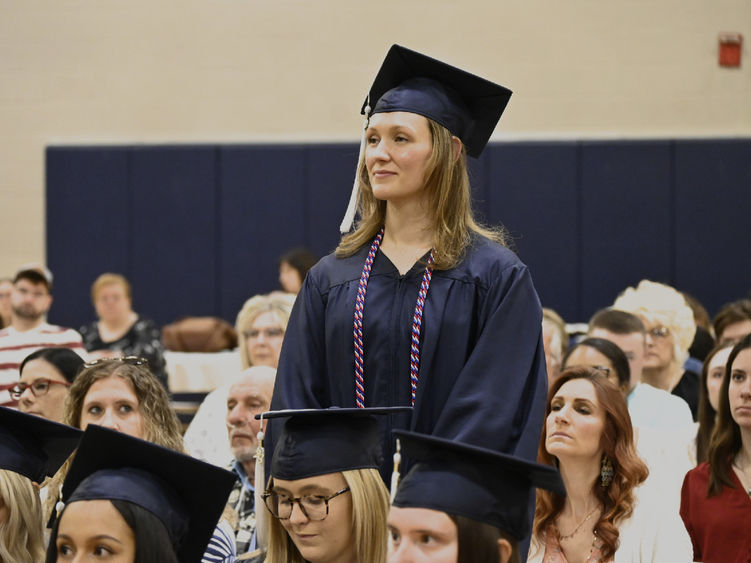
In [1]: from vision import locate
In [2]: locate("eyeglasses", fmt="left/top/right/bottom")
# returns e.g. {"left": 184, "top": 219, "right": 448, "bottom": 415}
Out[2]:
{"left": 243, "top": 328, "right": 284, "bottom": 339}
{"left": 83, "top": 356, "right": 149, "bottom": 368}
{"left": 647, "top": 327, "right": 670, "bottom": 339}
{"left": 262, "top": 487, "right": 350, "bottom": 521}
{"left": 10, "top": 378, "right": 72, "bottom": 400}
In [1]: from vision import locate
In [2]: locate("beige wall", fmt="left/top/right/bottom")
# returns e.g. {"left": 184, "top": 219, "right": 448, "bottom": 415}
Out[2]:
{"left": 2, "top": 0, "right": 750, "bottom": 275}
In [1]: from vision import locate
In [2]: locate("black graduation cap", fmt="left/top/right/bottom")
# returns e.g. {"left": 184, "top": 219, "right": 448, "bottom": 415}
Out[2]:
{"left": 60, "top": 425, "right": 236, "bottom": 563}
{"left": 392, "top": 430, "right": 565, "bottom": 540}
{"left": 363, "top": 44, "right": 512, "bottom": 158}
{"left": 0, "top": 406, "right": 81, "bottom": 483}
{"left": 259, "top": 407, "right": 411, "bottom": 481}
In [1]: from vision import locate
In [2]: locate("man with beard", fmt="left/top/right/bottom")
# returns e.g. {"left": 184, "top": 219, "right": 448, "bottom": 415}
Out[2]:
{"left": 224, "top": 365, "right": 276, "bottom": 555}
{"left": 0, "top": 268, "right": 84, "bottom": 407}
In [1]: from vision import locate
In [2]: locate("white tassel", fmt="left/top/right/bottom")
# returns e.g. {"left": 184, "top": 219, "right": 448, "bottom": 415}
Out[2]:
{"left": 339, "top": 103, "right": 371, "bottom": 234}
{"left": 254, "top": 416, "right": 268, "bottom": 549}
{"left": 389, "top": 438, "right": 402, "bottom": 503}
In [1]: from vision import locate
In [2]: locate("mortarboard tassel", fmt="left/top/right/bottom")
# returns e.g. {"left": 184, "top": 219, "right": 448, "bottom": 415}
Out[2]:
{"left": 339, "top": 101, "right": 371, "bottom": 234}
{"left": 389, "top": 438, "right": 402, "bottom": 503}
{"left": 254, "top": 414, "right": 268, "bottom": 549}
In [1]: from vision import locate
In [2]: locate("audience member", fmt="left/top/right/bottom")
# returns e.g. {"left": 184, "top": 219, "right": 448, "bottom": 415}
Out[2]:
{"left": 46, "top": 425, "right": 236, "bottom": 563}
{"left": 613, "top": 279, "right": 700, "bottom": 419}
{"left": 79, "top": 273, "right": 168, "bottom": 389}
{"left": 588, "top": 308, "right": 694, "bottom": 432}
{"left": 184, "top": 293, "right": 293, "bottom": 466}
{"left": 0, "top": 268, "right": 84, "bottom": 407}
{"left": 388, "top": 431, "right": 564, "bottom": 563}
{"left": 695, "top": 341, "right": 734, "bottom": 464}
{"left": 46, "top": 358, "right": 236, "bottom": 562}
{"left": 225, "top": 366, "right": 276, "bottom": 556}
{"left": 0, "top": 407, "right": 81, "bottom": 563}
{"left": 278, "top": 247, "right": 318, "bottom": 294}
{"left": 0, "top": 277, "right": 12, "bottom": 328}
{"left": 260, "top": 408, "right": 401, "bottom": 563}
{"left": 530, "top": 367, "right": 692, "bottom": 562}
{"left": 13, "top": 347, "right": 84, "bottom": 423}
{"left": 562, "top": 337, "right": 630, "bottom": 392}
{"left": 712, "top": 298, "right": 751, "bottom": 345}
{"left": 680, "top": 334, "right": 751, "bottom": 562}
{"left": 542, "top": 308, "right": 569, "bottom": 387}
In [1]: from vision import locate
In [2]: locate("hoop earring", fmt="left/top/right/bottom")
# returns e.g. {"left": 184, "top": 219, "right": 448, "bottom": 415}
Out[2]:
{"left": 600, "top": 454, "right": 614, "bottom": 488}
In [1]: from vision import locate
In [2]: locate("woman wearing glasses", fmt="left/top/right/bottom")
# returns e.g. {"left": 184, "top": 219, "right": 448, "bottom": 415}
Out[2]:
{"left": 259, "top": 408, "right": 400, "bottom": 563}
{"left": 15, "top": 347, "right": 84, "bottom": 423}
{"left": 562, "top": 338, "right": 631, "bottom": 394}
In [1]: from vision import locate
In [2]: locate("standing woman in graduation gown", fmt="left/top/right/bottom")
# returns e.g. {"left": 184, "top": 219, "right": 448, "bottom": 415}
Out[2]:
{"left": 271, "top": 44, "right": 548, "bottom": 470}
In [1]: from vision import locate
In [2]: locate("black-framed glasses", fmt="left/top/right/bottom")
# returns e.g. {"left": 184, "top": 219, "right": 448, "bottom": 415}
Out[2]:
{"left": 262, "top": 487, "right": 350, "bottom": 521}
{"left": 10, "top": 378, "right": 72, "bottom": 400}
{"left": 83, "top": 356, "right": 149, "bottom": 369}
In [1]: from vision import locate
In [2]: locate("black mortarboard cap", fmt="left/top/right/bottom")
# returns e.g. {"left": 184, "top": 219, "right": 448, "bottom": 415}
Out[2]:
{"left": 363, "top": 44, "right": 512, "bottom": 158}
{"left": 61, "top": 425, "right": 236, "bottom": 563}
{"left": 0, "top": 407, "right": 81, "bottom": 483}
{"left": 260, "top": 407, "right": 411, "bottom": 480}
{"left": 392, "top": 431, "right": 565, "bottom": 540}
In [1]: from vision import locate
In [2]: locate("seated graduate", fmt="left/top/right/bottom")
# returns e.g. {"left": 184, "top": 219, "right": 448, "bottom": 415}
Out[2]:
{"left": 0, "top": 407, "right": 81, "bottom": 562}
{"left": 257, "top": 407, "right": 409, "bottom": 563}
{"left": 387, "top": 430, "right": 565, "bottom": 563}
{"left": 46, "top": 424, "right": 236, "bottom": 563}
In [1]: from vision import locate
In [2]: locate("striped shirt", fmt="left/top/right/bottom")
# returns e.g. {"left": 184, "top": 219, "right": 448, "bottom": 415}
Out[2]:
{"left": 0, "top": 323, "right": 85, "bottom": 407}
{"left": 202, "top": 520, "right": 237, "bottom": 563}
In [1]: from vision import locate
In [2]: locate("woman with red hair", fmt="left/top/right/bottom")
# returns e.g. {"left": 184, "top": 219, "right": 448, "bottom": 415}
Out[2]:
{"left": 530, "top": 367, "right": 692, "bottom": 562}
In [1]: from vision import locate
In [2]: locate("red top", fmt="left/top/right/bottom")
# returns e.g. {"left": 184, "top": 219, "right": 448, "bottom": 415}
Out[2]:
{"left": 680, "top": 461, "right": 751, "bottom": 563}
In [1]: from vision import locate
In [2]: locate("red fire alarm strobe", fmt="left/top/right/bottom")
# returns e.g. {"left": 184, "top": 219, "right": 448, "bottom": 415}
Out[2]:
{"left": 719, "top": 33, "right": 742, "bottom": 68}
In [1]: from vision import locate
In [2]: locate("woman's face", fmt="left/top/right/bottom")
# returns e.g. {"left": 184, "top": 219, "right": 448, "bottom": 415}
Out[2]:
{"left": 94, "top": 283, "right": 132, "bottom": 324}
{"left": 706, "top": 347, "right": 732, "bottom": 412}
{"left": 80, "top": 376, "right": 144, "bottom": 439}
{"left": 244, "top": 311, "right": 285, "bottom": 368}
{"left": 387, "top": 506, "right": 458, "bottom": 563}
{"left": 641, "top": 319, "right": 675, "bottom": 372}
{"left": 18, "top": 358, "right": 70, "bottom": 423}
{"left": 365, "top": 112, "right": 433, "bottom": 207}
{"left": 563, "top": 346, "right": 620, "bottom": 389}
{"left": 729, "top": 347, "right": 751, "bottom": 429}
{"left": 546, "top": 378, "right": 606, "bottom": 461}
{"left": 56, "top": 499, "right": 136, "bottom": 562}
{"left": 273, "top": 472, "right": 354, "bottom": 563}
{"left": 279, "top": 262, "right": 303, "bottom": 294}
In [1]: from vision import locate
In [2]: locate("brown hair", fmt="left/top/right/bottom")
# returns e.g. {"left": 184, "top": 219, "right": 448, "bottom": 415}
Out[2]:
{"left": 335, "top": 118, "right": 506, "bottom": 270}
{"left": 90, "top": 273, "right": 132, "bottom": 304}
{"left": 713, "top": 299, "right": 751, "bottom": 343}
{"left": 707, "top": 333, "right": 751, "bottom": 495}
{"left": 450, "top": 514, "right": 520, "bottom": 563}
{"left": 696, "top": 341, "right": 735, "bottom": 464}
{"left": 534, "top": 367, "right": 648, "bottom": 560}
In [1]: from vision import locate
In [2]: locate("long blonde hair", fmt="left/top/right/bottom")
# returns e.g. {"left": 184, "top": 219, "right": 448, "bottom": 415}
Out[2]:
{"left": 0, "top": 469, "right": 45, "bottom": 563}
{"left": 264, "top": 468, "right": 389, "bottom": 563}
{"left": 336, "top": 118, "right": 506, "bottom": 270}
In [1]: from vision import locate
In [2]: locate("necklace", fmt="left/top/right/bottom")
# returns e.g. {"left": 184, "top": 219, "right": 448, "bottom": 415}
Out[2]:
{"left": 732, "top": 455, "right": 751, "bottom": 496}
{"left": 558, "top": 506, "right": 599, "bottom": 541}
{"left": 353, "top": 227, "right": 435, "bottom": 408}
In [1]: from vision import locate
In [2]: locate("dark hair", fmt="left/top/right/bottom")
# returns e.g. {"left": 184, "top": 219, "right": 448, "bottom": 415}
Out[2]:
{"left": 696, "top": 341, "right": 735, "bottom": 464}
{"left": 45, "top": 499, "right": 179, "bottom": 563}
{"left": 535, "top": 367, "right": 648, "bottom": 561}
{"left": 562, "top": 337, "right": 631, "bottom": 389}
{"left": 13, "top": 269, "right": 51, "bottom": 293}
{"left": 588, "top": 309, "right": 645, "bottom": 336}
{"left": 19, "top": 348, "right": 84, "bottom": 383}
{"left": 278, "top": 247, "right": 318, "bottom": 283}
{"left": 713, "top": 299, "right": 751, "bottom": 343}
{"left": 450, "top": 514, "right": 520, "bottom": 563}
{"left": 707, "top": 333, "right": 751, "bottom": 496}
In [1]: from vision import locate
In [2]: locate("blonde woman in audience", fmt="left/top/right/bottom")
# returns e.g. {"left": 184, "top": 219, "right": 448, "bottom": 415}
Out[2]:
{"left": 543, "top": 308, "right": 569, "bottom": 387}
{"left": 79, "top": 273, "right": 168, "bottom": 388}
{"left": 613, "top": 280, "right": 699, "bottom": 420}
{"left": 681, "top": 334, "right": 751, "bottom": 562}
{"left": 529, "top": 367, "right": 692, "bottom": 562}
{"left": 185, "top": 292, "right": 294, "bottom": 466}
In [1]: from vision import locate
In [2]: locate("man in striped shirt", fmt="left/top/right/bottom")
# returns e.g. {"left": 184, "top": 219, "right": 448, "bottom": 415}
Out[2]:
{"left": 0, "top": 268, "right": 85, "bottom": 407}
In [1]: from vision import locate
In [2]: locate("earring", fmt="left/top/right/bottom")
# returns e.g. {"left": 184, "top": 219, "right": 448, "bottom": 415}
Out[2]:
{"left": 600, "top": 454, "right": 614, "bottom": 488}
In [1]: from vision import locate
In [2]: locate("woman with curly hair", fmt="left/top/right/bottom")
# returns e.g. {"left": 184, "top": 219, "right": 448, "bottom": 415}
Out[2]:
{"left": 680, "top": 334, "right": 751, "bottom": 562}
{"left": 530, "top": 367, "right": 692, "bottom": 562}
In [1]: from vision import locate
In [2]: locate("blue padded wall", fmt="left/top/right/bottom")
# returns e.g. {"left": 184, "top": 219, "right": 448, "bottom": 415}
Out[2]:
{"left": 46, "top": 139, "right": 751, "bottom": 330}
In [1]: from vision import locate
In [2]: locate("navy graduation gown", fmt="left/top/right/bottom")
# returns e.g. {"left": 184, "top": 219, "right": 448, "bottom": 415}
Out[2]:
{"left": 268, "top": 234, "right": 548, "bottom": 475}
